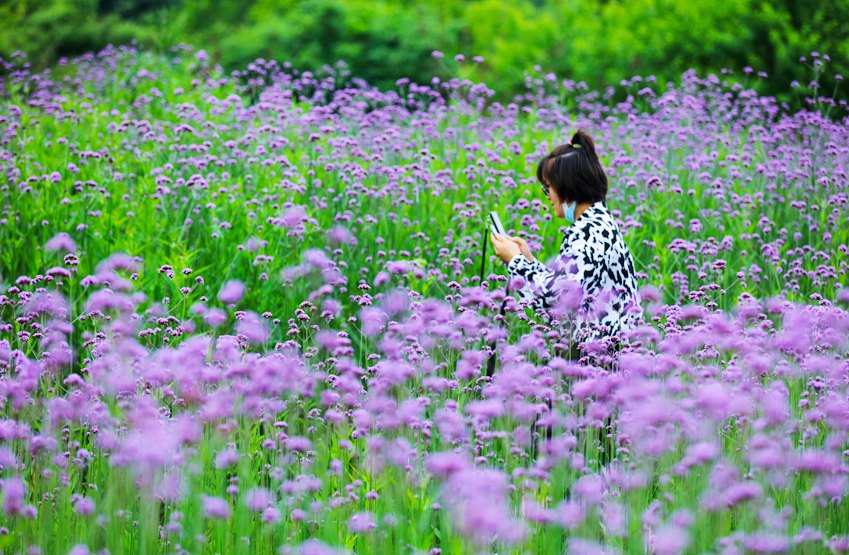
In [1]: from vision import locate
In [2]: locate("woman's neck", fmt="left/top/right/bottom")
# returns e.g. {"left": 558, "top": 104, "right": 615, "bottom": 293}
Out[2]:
{"left": 574, "top": 201, "right": 594, "bottom": 221}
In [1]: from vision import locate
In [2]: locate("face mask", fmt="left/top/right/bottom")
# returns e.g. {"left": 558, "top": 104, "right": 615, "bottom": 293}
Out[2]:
{"left": 564, "top": 201, "right": 576, "bottom": 223}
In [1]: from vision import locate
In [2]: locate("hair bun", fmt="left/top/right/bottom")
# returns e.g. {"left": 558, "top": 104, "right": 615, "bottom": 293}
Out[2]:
{"left": 570, "top": 129, "right": 596, "bottom": 158}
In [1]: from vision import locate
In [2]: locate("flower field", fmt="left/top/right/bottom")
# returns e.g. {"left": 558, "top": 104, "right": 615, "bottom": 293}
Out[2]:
{"left": 1, "top": 45, "right": 848, "bottom": 554}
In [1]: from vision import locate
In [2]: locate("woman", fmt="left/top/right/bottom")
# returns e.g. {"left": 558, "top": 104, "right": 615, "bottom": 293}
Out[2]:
{"left": 490, "top": 129, "right": 643, "bottom": 367}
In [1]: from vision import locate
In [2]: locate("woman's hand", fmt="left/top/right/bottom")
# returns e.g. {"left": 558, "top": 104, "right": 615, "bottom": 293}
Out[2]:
{"left": 490, "top": 232, "right": 521, "bottom": 263}
{"left": 510, "top": 236, "right": 535, "bottom": 262}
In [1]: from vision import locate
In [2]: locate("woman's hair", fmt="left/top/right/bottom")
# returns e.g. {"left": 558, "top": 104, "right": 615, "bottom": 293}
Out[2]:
{"left": 536, "top": 129, "right": 608, "bottom": 204}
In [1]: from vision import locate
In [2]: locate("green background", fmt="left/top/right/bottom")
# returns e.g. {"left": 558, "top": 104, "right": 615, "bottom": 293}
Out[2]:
{"left": 2, "top": 0, "right": 848, "bottom": 106}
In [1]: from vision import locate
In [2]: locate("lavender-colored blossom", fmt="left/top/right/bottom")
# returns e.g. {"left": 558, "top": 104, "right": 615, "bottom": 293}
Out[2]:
{"left": 555, "top": 499, "right": 586, "bottom": 529}
{"left": 70, "top": 494, "right": 95, "bottom": 516}
{"left": 204, "top": 308, "right": 228, "bottom": 327}
{"left": 214, "top": 448, "right": 239, "bottom": 469}
{"left": 1, "top": 476, "right": 26, "bottom": 516}
{"left": 359, "top": 307, "right": 387, "bottom": 336}
{"left": 441, "top": 467, "right": 527, "bottom": 545}
{"left": 262, "top": 506, "right": 281, "bottom": 524}
{"left": 742, "top": 531, "right": 791, "bottom": 553}
{"left": 303, "top": 249, "right": 333, "bottom": 270}
{"left": 348, "top": 511, "right": 376, "bottom": 533}
{"left": 294, "top": 539, "right": 349, "bottom": 555}
{"left": 244, "top": 487, "right": 274, "bottom": 512}
{"left": 573, "top": 474, "right": 605, "bottom": 505}
{"left": 652, "top": 524, "right": 690, "bottom": 555}
{"left": 374, "top": 271, "right": 390, "bottom": 286}
{"left": 565, "top": 537, "right": 608, "bottom": 555}
{"left": 45, "top": 232, "right": 77, "bottom": 253}
{"left": 327, "top": 225, "right": 357, "bottom": 246}
{"left": 235, "top": 311, "right": 269, "bottom": 343}
{"left": 284, "top": 436, "right": 312, "bottom": 452}
{"left": 217, "top": 280, "right": 245, "bottom": 304}
{"left": 201, "top": 495, "right": 231, "bottom": 520}
{"left": 425, "top": 451, "right": 470, "bottom": 478}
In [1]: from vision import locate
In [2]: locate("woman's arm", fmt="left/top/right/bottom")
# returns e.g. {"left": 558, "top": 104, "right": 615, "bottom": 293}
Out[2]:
{"left": 507, "top": 255, "right": 556, "bottom": 310}
{"left": 507, "top": 234, "right": 589, "bottom": 313}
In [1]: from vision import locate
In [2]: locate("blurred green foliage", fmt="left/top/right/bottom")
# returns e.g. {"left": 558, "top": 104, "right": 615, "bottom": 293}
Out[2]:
{"left": 1, "top": 0, "right": 847, "bottom": 104}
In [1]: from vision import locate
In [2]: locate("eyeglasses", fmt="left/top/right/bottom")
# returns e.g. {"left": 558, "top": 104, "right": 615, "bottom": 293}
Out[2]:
{"left": 540, "top": 183, "right": 550, "bottom": 198}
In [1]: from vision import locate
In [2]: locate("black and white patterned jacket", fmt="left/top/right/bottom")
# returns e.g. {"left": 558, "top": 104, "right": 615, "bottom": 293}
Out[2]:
{"left": 507, "top": 200, "right": 643, "bottom": 349}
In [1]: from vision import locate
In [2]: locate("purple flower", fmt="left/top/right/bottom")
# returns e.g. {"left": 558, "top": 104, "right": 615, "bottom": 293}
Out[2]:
{"left": 235, "top": 311, "right": 269, "bottom": 343}
{"left": 262, "top": 506, "right": 281, "bottom": 524}
{"left": 434, "top": 408, "right": 467, "bottom": 443}
{"left": 214, "top": 448, "right": 239, "bottom": 469}
{"left": 794, "top": 450, "right": 841, "bottom": 474}
{"left": 601, "top": 500, "right": 628, "bottom": 537}
{"left": 85, "top": 289, "right": 135, "bottom": 313}
{"left": 441, "top": 467, "right": 527, "bottom": 545}
{"left": 710, "top": 481, "right": 762, "bottom": 510}
{"left": 573, "top": 474, "right": 605, "bottom": 505}
{"left": 652, "top": 524, "right": 690, "bottom": 555}
{"left": 295, "top": 539, "right": 348, "bottom": 555}
{"left": 385, "top": 260, "right": 410, "bottom": 275}
{"left": 96, "top": 252, "right": 139, "bottom": 274}
{"left": 201, "top": 495, "right": 231, "bottom": 520}
{"left": 321, "top": 298, "right": 342, "bottom": 318}
{"left": 425, "top": 451, "right": 470, "bottom": 478}
{"left": 566, "top": 537, "right": 607, "bottom": 555}
{"left": 244, "top": 487, "right": 274, "bottom": 512}
{"left": 217, "top": 280, "right": 245, "bottom": 304}
{"left": 465, "top": 399, "right": 504, "bottom": 419}
{"left": 555, "top": 500, "right": 586, "bottom": 529}
{"left": 328, "top": 225, "right": 357, "bottom": 246}
{"left": 280, "top": 205, "right": 309, "bottom": 230}
{"left": 374, "top": 271, "right": 390, "bottom": 286}
{"left": 284, "top": 436, "right": 312, "bottom": 452}
{"left": 204, "top": 308, "right": 227, "bottom": 327}
{"left": 303, "top": 249, "right": 333, "bottom": 270}
{"left": 1, "top": 476, "right": 26, "bottom": 516}
{"left": 359, "top": 307, "right": 387, "bottom": 336}
{"left": 71, "top": 494, "right": 95, "bottom": 515}
{"left": 742, "top": 531, "right": 790, "bottom": 553}
{"left": 45, "top": 232, "right": 77, "bottom": 253}
{"left": 456, "top": 350, "right": 487, "bottom": 381}
{"left": 380, "top": 289, "right": 409, "bottom": 315}
{"left": 348, "top": 511, "right": 376, "bottom": 533}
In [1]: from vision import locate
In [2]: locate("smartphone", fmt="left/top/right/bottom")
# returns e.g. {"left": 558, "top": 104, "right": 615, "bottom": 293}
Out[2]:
{"left": 489, "top": 211, "right": 506, "bottom": 236}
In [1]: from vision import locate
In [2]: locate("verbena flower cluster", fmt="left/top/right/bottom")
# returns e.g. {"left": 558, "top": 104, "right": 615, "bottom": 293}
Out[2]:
{"left": 0, "top": 44, "right": 848, "bottom": 554}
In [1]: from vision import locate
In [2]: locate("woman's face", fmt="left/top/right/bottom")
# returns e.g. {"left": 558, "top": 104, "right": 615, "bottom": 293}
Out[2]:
{"left": 545, "top": 180, "right": 566, "bottom": 219}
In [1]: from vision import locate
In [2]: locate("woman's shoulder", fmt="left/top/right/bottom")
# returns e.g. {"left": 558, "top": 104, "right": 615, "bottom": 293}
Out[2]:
{"left": 570, "top": 201, "right": 614, "bottom": 237}
{"left": 563, "top": 202, "right": 631, "bottom": 266}
{"left": 586, "top": 200, "right": 613, "bottom": 222}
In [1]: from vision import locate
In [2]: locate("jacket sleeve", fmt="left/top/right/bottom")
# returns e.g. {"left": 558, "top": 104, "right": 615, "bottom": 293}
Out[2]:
{"left": 507, "top": 255, "right": 553, "bottom": 310}
{"left": 506, "top": 233, "right": 589, "bottom": 312}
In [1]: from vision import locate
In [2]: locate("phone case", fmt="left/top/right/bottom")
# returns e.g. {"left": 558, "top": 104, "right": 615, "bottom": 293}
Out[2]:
{"left": 489, "top": 212, "right": 506, "bottom": 235}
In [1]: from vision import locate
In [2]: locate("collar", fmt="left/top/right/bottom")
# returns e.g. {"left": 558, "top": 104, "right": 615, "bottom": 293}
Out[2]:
{"left": 563, "top": 200, "right": 605, "bottom": 239}
{"left": 576, "top": 200, "right": 606, "bottom": 221}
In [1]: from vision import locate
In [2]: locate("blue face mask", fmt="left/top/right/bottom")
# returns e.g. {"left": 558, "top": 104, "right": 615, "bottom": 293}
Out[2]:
{"left": 564, "top": 201, "right": 576, "bottom": 223}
